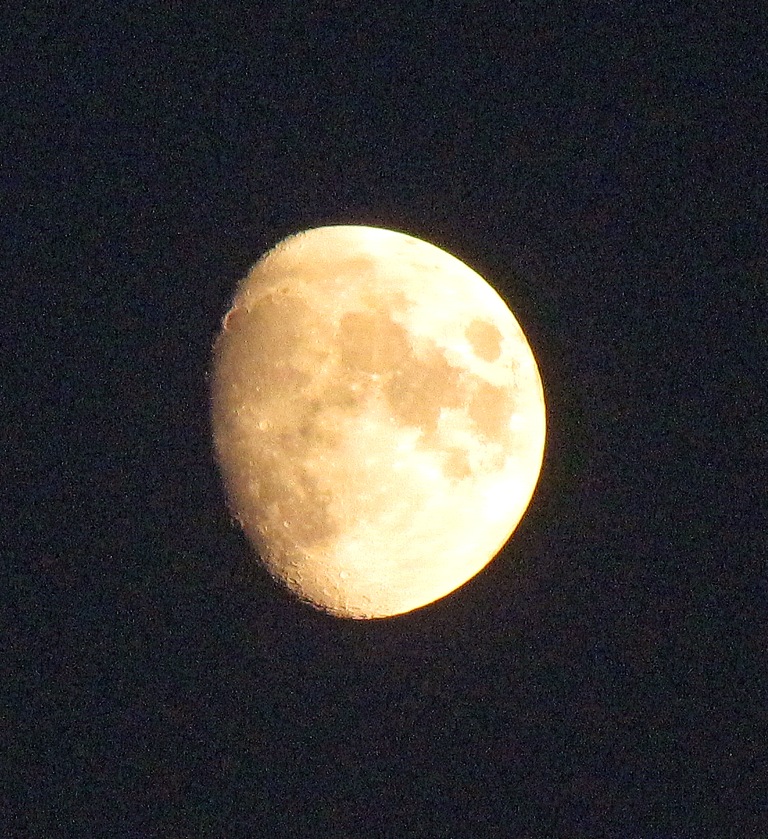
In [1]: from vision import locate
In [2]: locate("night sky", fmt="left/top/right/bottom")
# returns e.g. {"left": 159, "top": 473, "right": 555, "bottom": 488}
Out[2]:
{"left": 8, "top": 4, "right": 766, "bottom": 836}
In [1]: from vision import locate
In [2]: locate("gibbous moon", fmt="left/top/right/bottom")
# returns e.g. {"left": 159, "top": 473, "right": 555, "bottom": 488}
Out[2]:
{"left": 211, "top": 226, "right": 545, "bottom": 619}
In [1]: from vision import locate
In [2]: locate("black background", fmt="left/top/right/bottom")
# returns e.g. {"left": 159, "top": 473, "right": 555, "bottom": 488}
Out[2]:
{"left": 6, "top": 3, "right": 766, "bottom": 836}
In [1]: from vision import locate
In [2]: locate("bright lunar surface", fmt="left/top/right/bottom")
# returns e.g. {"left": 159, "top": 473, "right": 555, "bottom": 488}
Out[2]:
{"left": 211, "top": 225, "right": 546, "bottom": 619}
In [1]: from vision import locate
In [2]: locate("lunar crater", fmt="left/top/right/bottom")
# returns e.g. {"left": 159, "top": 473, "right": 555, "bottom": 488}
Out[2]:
{"left": 466, "top": 318, "right": 504, "bottom": 362}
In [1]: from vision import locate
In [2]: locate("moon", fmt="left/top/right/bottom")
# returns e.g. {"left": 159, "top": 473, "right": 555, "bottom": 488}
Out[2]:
{"left": 210, "top": 225, "right": 546, "bottom": 619}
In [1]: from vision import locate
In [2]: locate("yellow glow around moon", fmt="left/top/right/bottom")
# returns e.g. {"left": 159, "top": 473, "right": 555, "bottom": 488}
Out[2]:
{"left": 211, "top": 225, "right": 546, "bottom": 619}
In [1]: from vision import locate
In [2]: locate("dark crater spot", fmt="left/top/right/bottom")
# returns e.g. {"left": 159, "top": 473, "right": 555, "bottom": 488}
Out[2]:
{"left": 384, "top": 345, "right": 464, "bottom": 436}
{"left": 469, "top": 380, "right": 515, "bottom": 446}
{"left": 465, "top": 319, "right": 503, "bottom": 362}
{"left": 443, "top": 447, "right": 473, "bottom": 480}
{"left": 339, "top": 310, "right": 411, "bottom": 374}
